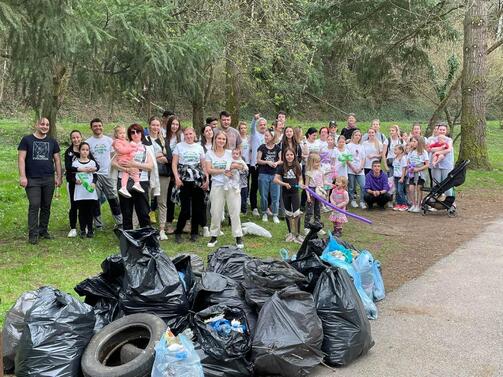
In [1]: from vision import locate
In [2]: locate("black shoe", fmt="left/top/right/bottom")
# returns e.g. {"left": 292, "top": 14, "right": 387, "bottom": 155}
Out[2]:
{"left": 235, "top": 237, "right": 244, "bottom": 249}
{"left": 80, "top": 231, "right": 86, "bottom": 238}
{"left": 190, "top": 234, "right": 198, "bottom": 242}
{"left": 378, "top": 205, "right": 385, "bottom": 210}
{"left": 39, "top": 232, "right": 54, "bottom": 240}
{"left": 175, "top": 234, "right": 183, "bottom": 244}
{"left": 28, "top": 236, "right": 38, "bottom": 245}
{"left": 207, "top": 236, "right": 218, "bottom": 247}
{"left": 87, "top": 232, "right": 94, "bottom": 238}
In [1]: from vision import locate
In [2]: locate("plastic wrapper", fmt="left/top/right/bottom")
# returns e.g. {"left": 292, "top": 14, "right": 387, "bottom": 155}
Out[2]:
{"left": 324, "top": 234, "right": 353, "bottom": 263}
{"left": 242, "top": 259, "right": 307, "bottom": 309}
{"left": 151, "top": 331, "right": 204, "bottom": 377}
{"left": 207, "top": 246, "right": 252, "bottom": 282}
{"left": 372, "top": 260, "right": 386, "bottom": 301}
{"left": 2, "top": 290, "right": 39, "bottom": 373}
{"left": 118, "top": 227, "right": 189, "bottom": 334}
{"left": 15, "top": 286, "right": 95, "bottom": 377}
{"left": 241, "top": 222, "right": 272, "bottom": 238}
{"left": 252, "top": 286, "right": 324, "bottom": 376}
{"left": 352, "top": 250, "right": 375, "bottom": 299}
{"left": 192, "top": 272, "right": 257, "bottom": 333}
{"left": 313, "top": 268, "right": 374, "bottom": 366}
{"left": 321, "top": 249, "right": 378, "bottom": 320}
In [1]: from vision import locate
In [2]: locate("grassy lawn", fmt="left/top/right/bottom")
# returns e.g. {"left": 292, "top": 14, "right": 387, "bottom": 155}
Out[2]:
{"left": 1, "top": 118, "right": 502, "bottom": 324}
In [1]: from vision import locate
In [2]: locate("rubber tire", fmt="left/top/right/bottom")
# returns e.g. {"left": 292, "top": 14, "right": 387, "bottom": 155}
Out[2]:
{"left": 81, "top": 313, "right": 167, "bottom": 377}
{"left": 120, "top": 343, "right": 144, "bottom": 364}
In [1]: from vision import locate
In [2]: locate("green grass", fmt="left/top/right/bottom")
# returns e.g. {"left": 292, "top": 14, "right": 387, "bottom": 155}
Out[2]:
{"left": 1, "top": 118, "right": 502, "bottom": 324}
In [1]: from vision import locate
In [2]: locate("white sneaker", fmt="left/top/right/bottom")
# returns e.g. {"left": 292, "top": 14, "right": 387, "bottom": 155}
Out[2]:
{"left": 387, "top": 202, "right": 394, "bottom": 208}
{"left": 118, "top": 187, "right": 132, "bottom": 198}
{"left": 132, "top": 183, "right": 145, "bottom": 193}
{"left": 351, "top": 200, "right": 358, "bottom": 208}
{"left": 318, "top": 229, "right": 326, "bottom": 236}
{"left": 207, "top": 237, "right": 218, "bottom": 247}
{"left": 407, "top": 205, "right": 414, "bottom": 212}
{"left": 219, "top": 230, "right": 224, "bottom": 236}
{"left": 285, "top": 233, "right": 295, "bottom": 242}
{"left": 252, "top": 208, "right": 260, "bottom": 217}
{"left": 159, "top": 230, "right": 168, "bottom": 240}
{"left": 272, "top": 216, "right": 280, "bottom": 224}
{"left": 360, "top": 202, "right": 367, "bottom": 209}
{"left": 262, "top": 214, "right": 268, "bottom": 222}
{"left": 427, "top": 206, "right": 438, "bottom": 212}
{"left": 304, "top": 228, "right": 310, "bottom": 236}
{"left": 67, "top": 229, "right": 77, "bottom": 238}
{"left": 295, "top": 235, "right": 305, "bottom": 244}
{"left": 412, "top": 206, "right": 421, "bottom": 213}
{"left": 203, "top": 226, "right": 211, "bottom": 237}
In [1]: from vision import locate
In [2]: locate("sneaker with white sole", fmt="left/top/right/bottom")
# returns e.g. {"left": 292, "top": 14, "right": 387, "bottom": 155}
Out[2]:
{"left": 350, "top": 200, "right": 358, "bottom": 208}
{"left": 266, "top": 208, "right": 273, "bottom": 216}
{"left": 203, "top": 226, "right": 211, "bottom": 237}
{"left": 304, "top": 228, "right": 310, "bottom": 236}
{"left": 272, "top": 216, "right": 280, "bottom": 224}
{"left": 285, "top": 233, "right": 295, "bottom": 242}
{"left": 411, "top": 206, "right": 421, "bottom": 213}
{"left": 296, "top": 234, "right": 305, "bottom": 243}
{"left": 252, "top": 208, "right": 260, "bottom": 217}
{"left": 132, "top": 183, "right": 145, "bottom": 193}
{"left": 387, "top": 202, "right": 394, "bottom": 208}
{"left": 360, "top": 202, "right": 367, "bottom": 209}
{"left": 318, "top": 229, "right": 326, "bottom": 236}
{"left": 207, "top": 237, "right": 218, "bottom": 247}
{"left": 67, "top": 229, "right": 77, "bottom": 238}
{"left": 159, "top": 230, "right": 168, "bottom": 240}
{"left": 398, "top": 205, "right": 408, "bottom": 212}
{"left": 118, "top": 187, "right": 132, "bottom": 198}
{"left": 262, "top": 214, "right": 268, "bottom": 222}
{"left": 235, "top": 237, "right": 244, "bottom": 249}
{"left": 219, "top": 230, "right": 224, "bottom": 236}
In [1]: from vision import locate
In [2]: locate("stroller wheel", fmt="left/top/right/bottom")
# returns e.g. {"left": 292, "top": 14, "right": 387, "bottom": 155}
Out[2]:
{"left": 447, "top": 208, "right": 457, "bottom": 218}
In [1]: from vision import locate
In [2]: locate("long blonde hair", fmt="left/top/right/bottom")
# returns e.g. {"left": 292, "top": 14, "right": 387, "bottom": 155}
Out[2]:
{"left": 306, "top": 152, "right": 321, "bottom": 173}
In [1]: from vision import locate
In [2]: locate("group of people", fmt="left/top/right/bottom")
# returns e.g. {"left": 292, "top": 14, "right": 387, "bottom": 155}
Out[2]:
{"left": 17, "top": 112, "right": 454, "bottom": 246}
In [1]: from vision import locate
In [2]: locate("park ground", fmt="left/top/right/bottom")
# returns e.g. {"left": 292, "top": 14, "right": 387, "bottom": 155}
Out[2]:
{"left": 1, "top": 119, "right": 503, "bottom": 325}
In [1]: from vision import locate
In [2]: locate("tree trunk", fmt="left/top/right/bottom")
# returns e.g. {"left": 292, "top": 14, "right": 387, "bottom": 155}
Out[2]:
{"left": 191, "top": 89, "right": 204, "bottom": 132}
{"left": 459, "top": 0, "right": 490, "bottom": 169}
{"left": 225, "top": 45, "right": 241, "bottom": 128}
{"left": 40, "top": 63, "right": 70, "bottom": 139}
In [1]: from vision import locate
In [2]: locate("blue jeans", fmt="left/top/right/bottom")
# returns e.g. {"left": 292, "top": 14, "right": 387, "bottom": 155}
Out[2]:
{"left": 258, "top": 173, "right": 280, "bottom": 215}
{"left": 348, "top": 174, "right": 365, "bottom": 203}
{"left": 394, "top": 177, "right": 407, "bottom": 205}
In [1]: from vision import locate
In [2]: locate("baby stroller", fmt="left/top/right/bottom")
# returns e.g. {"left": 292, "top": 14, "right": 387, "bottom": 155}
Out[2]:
{"left": 421, "top": 160, "right": 470, "bottom": 217}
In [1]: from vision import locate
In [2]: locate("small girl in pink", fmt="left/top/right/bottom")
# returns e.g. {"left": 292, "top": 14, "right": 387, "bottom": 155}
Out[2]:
{"left": 329, "top": 176, "right": 349, "bottom": 237}
{"left": 113, "top": 125, "right": 144, "bottom": 198}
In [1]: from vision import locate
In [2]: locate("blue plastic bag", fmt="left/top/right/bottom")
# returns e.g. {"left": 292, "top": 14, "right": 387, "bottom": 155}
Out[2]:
{"left": 352, "top": 250, "right": 374, "bottom": 299}
{"left": 372, "top": 260, "right": 385, "bottom": 301}
{"left": 321, "top": 250, "right": 378, "bottom": 320}
{"left": 151, "top": 331, "right": 204, "bottom": 377}
{"left": 323, "top": 233, "right": 353, "bottom": 263}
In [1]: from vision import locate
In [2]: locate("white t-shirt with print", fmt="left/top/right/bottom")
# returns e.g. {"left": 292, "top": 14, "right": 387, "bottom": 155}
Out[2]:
{"left": 118, "top": 143, "right": 149, "bottom": 181}
{"left": 86, "top": 135, "right": 113, "bottom": 176}
{"left": 392, "top": 155, "right": 407, "bottom": 178}
{"left": 331, "top": 148, "right": 348, "bottom": 178}
{"left": 387, "top": 137, "right": 403, "bottom": 159}
{"left": 173, "top": 142, "right": 205, "bottom": 166}
{"left": 345, "top": 143, "right": 366, "bottom": 176}
{"left": 72, "top": 159, "right": 99, "bottom": 201}
{"left": 362, "top": 140, "right": 382, "bottom": 169}
{"left": 407, "top": 150, "right": 429, "bottom": 179}
{"left": 206, "top": 149, "right": 232, "bottom": 187}
{"left": 241, "top": 136, "right": 250, "bottom": 165}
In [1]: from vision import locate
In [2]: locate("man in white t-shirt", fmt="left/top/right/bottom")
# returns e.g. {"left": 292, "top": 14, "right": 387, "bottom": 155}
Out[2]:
{"left": 86, "top": 118, "right": 122, "bottom": 228}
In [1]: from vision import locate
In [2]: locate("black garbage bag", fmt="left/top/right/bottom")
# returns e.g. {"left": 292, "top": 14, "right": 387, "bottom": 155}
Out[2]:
{"left": 195, "top": 343, "right": 253, "bottom": 377}
{"left": 313, "top": 267, "right": 374, "bottom": 366}
{"left": 290, "top": 253, "right": 329, "bottom": 293}
{"left": 297, "top": 221, "right": 323, "bottom": 260}
{"left": 2, "top": 290, "right": 40, "bottom": 373}
{"left": 242, "top": 259, "right": 307, "bottom": 309}
{"left": 192, "top": 272, "right": 257, "bottom": 333}
{"left": 306, "top": 238, "right": 327, "bottom": 257}
{"left": 193, "top": 304, "right": 252, "bottom": 363}
{"left": 174, "top": 252, "right": 205, "bottom": 276}
{"left": 74, "top": 254, "right": 124, "bottom": 331}
{"left": 15, "top": 286, "right": 95, "bottom": 377}
{"left": 207, "top": 246, "right": 252, "bottom": 282}
{"left": 118, "top": 227, "right": 189, "bottom": 334}
{"left": 172, "top": 254, "right": 196, "bottom": 306}
{"left": 252, "top": 286, "right": 324, "bottom": 377}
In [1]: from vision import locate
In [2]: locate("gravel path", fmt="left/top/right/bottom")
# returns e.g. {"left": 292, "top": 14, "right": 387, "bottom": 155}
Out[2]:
{"left": 313, "top": 217, "right": 503, "bottom": 377}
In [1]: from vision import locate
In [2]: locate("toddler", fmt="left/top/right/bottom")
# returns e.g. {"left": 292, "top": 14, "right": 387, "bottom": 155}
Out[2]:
{"left": 428, "top": 135, "right": 450, "bottom": 167}
{"left": 224, "top": 147, "right": 248, "bottom": 192}
{"left": 329, "top": 176, "right": 349, "bottom": 237}
{"left": 113, "top": 125, "right": 144, "bottom": 197}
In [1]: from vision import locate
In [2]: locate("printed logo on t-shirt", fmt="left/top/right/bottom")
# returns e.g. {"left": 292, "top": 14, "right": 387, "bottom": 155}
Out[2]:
{"left": 183, "top": 151, "right": 200, "bottom": 165}
{"left": 284, "top": 168, "right": 296, "bottom": 179}
{"left": 92, "top": 143, "right": 110, "bottom": 156}
{"left": 33, "top": 141, "right": 50, "bottom": 160}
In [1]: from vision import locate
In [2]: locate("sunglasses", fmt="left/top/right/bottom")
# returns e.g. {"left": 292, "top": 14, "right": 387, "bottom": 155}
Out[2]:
{"left": 130, "top": 129, "right": 142, "bottom": 135}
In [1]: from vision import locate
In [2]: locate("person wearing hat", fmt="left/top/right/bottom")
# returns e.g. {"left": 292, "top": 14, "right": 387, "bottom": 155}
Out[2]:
{"left": 328, "top": 120, "right": 338, "bottom": 139}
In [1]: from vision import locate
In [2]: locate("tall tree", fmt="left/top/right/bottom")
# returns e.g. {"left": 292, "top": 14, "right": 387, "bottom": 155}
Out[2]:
{"left": 458, "top": 0, "right": 491, "bottom": 168}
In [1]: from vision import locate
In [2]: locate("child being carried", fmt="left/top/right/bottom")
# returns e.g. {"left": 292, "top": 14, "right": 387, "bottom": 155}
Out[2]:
{"left": 224, "top": 147, "right": 248, "bottom": 193}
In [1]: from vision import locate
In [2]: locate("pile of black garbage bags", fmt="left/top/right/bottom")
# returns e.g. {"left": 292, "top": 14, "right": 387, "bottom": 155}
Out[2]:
{"left": 2, "top": 223, "right": 377, "bottom": 377}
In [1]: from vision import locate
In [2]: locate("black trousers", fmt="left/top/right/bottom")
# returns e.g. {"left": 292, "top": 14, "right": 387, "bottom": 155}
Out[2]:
{"left": 175, "top": 181, "right": 205, "bottom": 235}
{"left": 68, "top": 182, "right": 78, "bottom": 229}
{"left": 77, "top": 199, "right": 96, "bottom": 233}
{"left": 118, "top": 179, "right": 150, "bottom": 230}
{"left": 25, "top": 176, "right": 55, "bottom": 238}
{"left": 364, "top": 192, "right": 392, "bottom": 208}
{"left": 283, "top": 190, "right": 301, "bottom": 232}
{"left": 249, "top": 165, "right": 259, "bottom": 210}
{"left": 240, "top": 186, "right": 249, "bottom": 214}
{"left": 166, "top": 178, "right": 176, "bottom": 223}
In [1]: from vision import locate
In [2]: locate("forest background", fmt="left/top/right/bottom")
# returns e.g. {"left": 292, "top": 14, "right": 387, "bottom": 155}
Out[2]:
{"left": 0, "top": 0, "right": 502, "bottom": 165}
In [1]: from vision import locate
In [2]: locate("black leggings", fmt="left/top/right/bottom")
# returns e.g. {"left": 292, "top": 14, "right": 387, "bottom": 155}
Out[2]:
{"left": 166, "top": 179, "right": 176, "bottom": 223}
{"left": 283, "top": 190, "right": 300, "bottom": 232}
{"left": 175, "top": 181, "right": 205, "bottom": 235}
{"left": 249, "top": 165, "right": 259, "bottom": 210}
{"left": 68, "top": 182, "right": 77, "bottom": 229}
{"left": 118, "top": 179, "right": 150, "bottom": 230}
{"left": 77, "top": 199, "right": 97, "bottom": 233}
